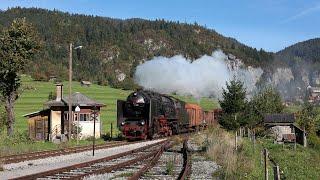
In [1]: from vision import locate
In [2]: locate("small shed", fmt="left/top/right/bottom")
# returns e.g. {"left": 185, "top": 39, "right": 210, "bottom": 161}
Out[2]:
{"left": 81, "top": 81, "right": 91, "bottom": 87}
{"left": 24, "top": 109, "right": 50, "bottom": 141}
{"left": 264, "top": 113, "right": 306, "bottom": 146}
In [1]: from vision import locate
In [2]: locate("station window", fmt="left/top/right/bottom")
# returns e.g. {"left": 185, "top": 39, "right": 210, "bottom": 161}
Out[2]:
{"left": 80, "top": 113, "right": 90, "bottom": 121}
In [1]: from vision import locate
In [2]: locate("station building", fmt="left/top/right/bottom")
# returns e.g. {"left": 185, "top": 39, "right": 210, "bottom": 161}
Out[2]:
{"left": 24, "top": 84, "right": 105, "bottom": 142}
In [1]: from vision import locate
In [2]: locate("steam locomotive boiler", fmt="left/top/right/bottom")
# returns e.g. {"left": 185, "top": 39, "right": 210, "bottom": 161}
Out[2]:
{"left": 117, "top": 90, "right": 189, "bottom": 140}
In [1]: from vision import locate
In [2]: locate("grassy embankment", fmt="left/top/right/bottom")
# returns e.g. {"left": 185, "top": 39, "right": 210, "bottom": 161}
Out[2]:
{"left": 0, "top": 75, "right": 219, "bottom": 155}
{"left": 193, "top": 126, "right": 320, "bottom": 179}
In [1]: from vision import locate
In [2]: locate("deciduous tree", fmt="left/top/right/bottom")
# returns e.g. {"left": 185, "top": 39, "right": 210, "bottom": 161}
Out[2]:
{"left": 0, "top": 18, "right": 39, "bottom": 136}
{"left": 297, "top": 102, "right": 317, "bottom": 134}
{"left": 243, "top": 87, "right": 284, "bottom": 126}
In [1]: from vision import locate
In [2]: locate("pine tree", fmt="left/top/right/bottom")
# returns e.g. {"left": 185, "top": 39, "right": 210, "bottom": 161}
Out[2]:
{"left": 219, "top": 79, "right": 247, "bottom": 130}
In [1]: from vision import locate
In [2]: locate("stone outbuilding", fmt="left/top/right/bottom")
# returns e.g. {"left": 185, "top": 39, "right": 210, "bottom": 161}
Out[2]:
{"left": 264, "top": 113, "right": 307, "bottom": 146}
{"left": 24, "top": 84, "right": 105, "bottom": 142}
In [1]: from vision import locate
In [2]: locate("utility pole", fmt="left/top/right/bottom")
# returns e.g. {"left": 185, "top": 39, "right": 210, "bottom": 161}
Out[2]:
{"left": 68, "top": 43, "right": 73, "bottom": 140}
{"left": 93, "top": 105, "right": 97, "bottom": 156}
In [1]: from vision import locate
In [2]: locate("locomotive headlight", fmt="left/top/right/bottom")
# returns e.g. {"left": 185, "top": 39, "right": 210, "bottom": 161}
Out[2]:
{"left": 121, "top": 121, "right": 125, "bottom": 126}
{"left": 135, "top": 96, "right": 145, "bottom": 104}
{"left": 140, "top": 120, "right": 145, "bottom": 125}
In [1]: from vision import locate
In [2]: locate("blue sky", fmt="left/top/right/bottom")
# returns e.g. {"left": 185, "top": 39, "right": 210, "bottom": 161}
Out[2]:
{"left": 1, "top": 0, "right": 319, "bottom": 52}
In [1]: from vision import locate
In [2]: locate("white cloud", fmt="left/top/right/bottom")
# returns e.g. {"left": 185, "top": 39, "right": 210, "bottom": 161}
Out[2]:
{"left": 282, "top": 3, "right": 320, "bottom": 23}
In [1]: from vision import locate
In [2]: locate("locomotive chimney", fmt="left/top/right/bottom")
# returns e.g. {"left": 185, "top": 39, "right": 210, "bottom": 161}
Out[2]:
{"left": 56, "top": 84, "right": 63, "bottom": 101}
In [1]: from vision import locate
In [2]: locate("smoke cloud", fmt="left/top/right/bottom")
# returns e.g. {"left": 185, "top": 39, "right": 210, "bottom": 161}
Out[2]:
{"left": 134, "top": 50, "right": 263, "bottom": 99}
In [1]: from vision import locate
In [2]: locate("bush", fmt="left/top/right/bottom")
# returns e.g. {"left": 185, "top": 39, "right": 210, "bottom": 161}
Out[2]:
{"left": 102, "top": 132, "right": 112, "bottom": 141}
{"left": 70, "top": 123, "right": 82, "bottom": 139}
{"left": 115, "top": 133, "right": 125, "bottom": 141}
{"left": 2, "top": 130, "right": 32, "bottom": 146}
{"left": 85, "top": 136, "right": 95, "bottom": 141}
{"left": 0, "top": 109, "right": 5, "bottom": 131}
{"left": 308, "top": 134, "right": 320, "bottom": 150}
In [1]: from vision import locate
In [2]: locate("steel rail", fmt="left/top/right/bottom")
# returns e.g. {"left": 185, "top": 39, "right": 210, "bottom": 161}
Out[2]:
{"left": 10, "top": 140, "right": 167, "bottom": 180}
{"left": 178, "top": 137, "right": 191, "bottom": 180}
{"left": 128, "top": 141, "right": 173, "bottom": 180}
{"left": 0, "top": 141, "right": 130, "bottom": 164}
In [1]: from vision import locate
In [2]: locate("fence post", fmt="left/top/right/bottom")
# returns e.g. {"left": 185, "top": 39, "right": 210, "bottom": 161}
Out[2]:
{"left": 253, "top": 130, "right": 256, "bottom": 152}
{"left": 273, "top": 165, "right": 280, "bottom": 180}
{"left": 303, "top": 127, "right": 307, "bottom": 147}
{"left": 110, "top": 123, "right": 113, "bottom": 140}
{"left": 235, "top": 131, "right": 238, "bottom": 151}
{"left": 260, "top": 150, "right": 263, "bottom": 166}
{"left": 264, "top": 148, "right": 268, "bottom": 180}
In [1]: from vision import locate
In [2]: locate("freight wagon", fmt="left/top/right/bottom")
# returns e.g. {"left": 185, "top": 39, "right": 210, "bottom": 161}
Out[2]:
{"left": 203, "top": 110, "right": 215, "bottom": 126}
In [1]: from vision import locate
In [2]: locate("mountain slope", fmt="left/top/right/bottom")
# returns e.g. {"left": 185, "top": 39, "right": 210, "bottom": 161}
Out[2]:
{"left": 0, "top": 7, "right": 273, "bottom": 89}
{"left": 275, "top": 38, "right": 320, "bottom": 88}
{"left": 276, "top": 38, "right": 320, "bottom": 64}
{"left": 255, "top": 38, "right": 320, "bottom": 101}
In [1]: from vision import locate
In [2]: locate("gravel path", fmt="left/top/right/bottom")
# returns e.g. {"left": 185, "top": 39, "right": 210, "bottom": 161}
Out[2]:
{"left": 0, "top": 139, "right": 164, "bottom": 179}
{"left": 190, "top": 155, "right": 219, "bottom": 179}
{"left": 188, "top": 137, "right": 220, "bottom": 180}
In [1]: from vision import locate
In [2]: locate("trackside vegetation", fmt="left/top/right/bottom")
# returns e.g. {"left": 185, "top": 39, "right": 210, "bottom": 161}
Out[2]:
{"left": 193, "top": 126, "right": 320, "bottom": 179}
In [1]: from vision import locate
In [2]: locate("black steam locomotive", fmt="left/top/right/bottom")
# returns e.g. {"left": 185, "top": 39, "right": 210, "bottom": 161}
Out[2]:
{"left": 117, "top": 90, "right": 189, "bottom": 140}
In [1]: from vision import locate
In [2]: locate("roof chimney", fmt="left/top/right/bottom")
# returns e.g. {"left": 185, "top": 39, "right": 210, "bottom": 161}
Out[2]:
{"left": 56, "top": 84, "right": 63, "bottom": 101}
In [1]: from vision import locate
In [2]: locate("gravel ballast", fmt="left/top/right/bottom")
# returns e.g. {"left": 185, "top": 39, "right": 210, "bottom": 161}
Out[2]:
{"left": 0, "top": 139, "right": 164, "bottom": 179}
{"left": 188, "top": 136, "right": 220, "bottom": 179}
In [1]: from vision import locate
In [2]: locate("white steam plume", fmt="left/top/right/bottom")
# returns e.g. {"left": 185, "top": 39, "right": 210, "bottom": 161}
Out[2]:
{"left": 134, "top": 50, "right": 263, "bottom": 99}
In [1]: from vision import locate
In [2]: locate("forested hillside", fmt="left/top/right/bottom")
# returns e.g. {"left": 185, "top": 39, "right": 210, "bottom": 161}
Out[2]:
{"left": 276, "top": 38, "right": 320, "bottom": 64}
{"left": 274, "top": 38, "right": 320, "bottom": 90}
{"left": 0, "top": 7, "right": 274, "bottom": 89}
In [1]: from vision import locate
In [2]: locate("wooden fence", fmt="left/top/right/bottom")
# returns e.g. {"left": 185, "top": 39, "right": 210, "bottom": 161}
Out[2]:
{"left": 235, "top": 127, "right": 281, "bottom": 180}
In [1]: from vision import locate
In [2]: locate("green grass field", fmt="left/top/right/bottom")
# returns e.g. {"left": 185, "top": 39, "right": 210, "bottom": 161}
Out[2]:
{"left": 13, "top": 75, "right": 219, "bottom": 134}
{"left": 237, "top": 137, "right": 320, "bottom": 179}
{"left": 263, "top": 140, "right": 320, "bottom": 179}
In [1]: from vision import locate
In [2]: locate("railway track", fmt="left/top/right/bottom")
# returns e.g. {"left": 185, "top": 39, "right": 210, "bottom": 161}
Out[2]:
{"left": 0, "top": 141, "right": 130, "bottom": 164}
{"left": 134, "top": 136, "right": 191, "bottom": 180}
{"left": 178, "top": 137, "right": 192, "bottom": 180}
{"left": 10, "top": 140, "right": 170, "bottom": 180}
{"left": 4, "top": 136, "right": 192, "bottom": 180}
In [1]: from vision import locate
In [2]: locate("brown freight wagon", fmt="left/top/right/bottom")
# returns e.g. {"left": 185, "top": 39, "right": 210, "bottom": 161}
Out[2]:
{"left": 203, "top": 110, "right": 215, "bottom": 126}
{"left": 185, "top": 103, "right": 203, "bottom": 129}
{"left": 214, "top": 108, "right": 223, "bottom": 122}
